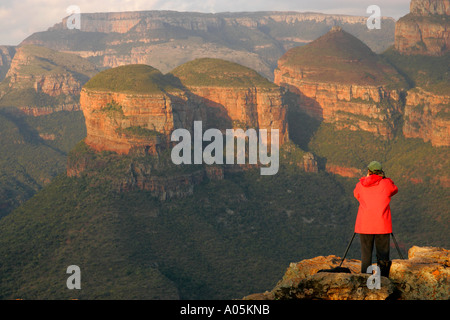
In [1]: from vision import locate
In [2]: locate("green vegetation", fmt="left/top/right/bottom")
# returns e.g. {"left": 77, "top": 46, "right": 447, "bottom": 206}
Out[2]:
{"left": 0, "top": 147, "right": 359, "bottom": 299}
{"left": 382, "top": 48, "right": 450, "bottom": 95}
{"left": 0, "top": 110, "right": 86, "bottom": 218}
{"left": 84, "top": 64, "right": 182, "bottom": 94}
{"left": 170, "top": 58, "right": 277, "bottom": 88}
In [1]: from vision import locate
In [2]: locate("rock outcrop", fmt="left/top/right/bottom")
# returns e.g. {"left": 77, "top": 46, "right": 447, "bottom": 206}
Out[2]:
{"left": 0, "top": 45, "right": 98, "bottom": 113}
{"left": 73, "top": 60, "right": 289, "bottom": 199}
{"left": 275, "top": 27, "right": 406, "bottom": 139}
{"left": 0, "top": 45, "right": 15, "bottom": 81}
{"left": 395, "top": 0, "right": 450, "bottom": 56}
{"left": 81, "top": 60, "right": 288, "bottom": 155}
{"left": 244, "top": 246, "right": 449, "bottom": 300}
{"left": 171, "top": 58, "right": 289, "bottom": 145}
{"left": 403, "top": 88, "right": 450, "bottom": 146}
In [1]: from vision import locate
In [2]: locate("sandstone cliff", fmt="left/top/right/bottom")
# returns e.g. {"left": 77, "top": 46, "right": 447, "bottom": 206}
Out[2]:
{"left": 0, "top": 45, "right": 98, "bottom": 114}
{"left": 244, "top": 246, "right": 449, "bottom": 300}
{"left": 21, "top": 11, "right": 395, "bottom": 80}
{"left": 395, "top": 0, "right": 450, "bottom": 56}
{"left": 403, "top": 88, "right": 450, "bottom": 146}
{"left": 275, "top": 27, "right": 406, "bottom": 139}
{"left": 171, "top": 58, "right": 288, "bottom": 145}
{"left": 73, "top": 60, "right": 290, "bottom": 199}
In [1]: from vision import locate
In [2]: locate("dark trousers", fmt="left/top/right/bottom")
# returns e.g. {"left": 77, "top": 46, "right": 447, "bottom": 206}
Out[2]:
{"left": 359, "top": 234, "right": 390, "bottom": 273}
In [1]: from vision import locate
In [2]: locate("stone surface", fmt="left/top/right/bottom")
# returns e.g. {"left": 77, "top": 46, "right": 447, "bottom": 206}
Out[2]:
{"left": 274, "top": 29, "right": 404, "bottom": 139}
{"left": 244, "top": 246, "right": 449, "bottom": 300}
{"left": 402, "top": 88, "right": 450, "bottom": 147}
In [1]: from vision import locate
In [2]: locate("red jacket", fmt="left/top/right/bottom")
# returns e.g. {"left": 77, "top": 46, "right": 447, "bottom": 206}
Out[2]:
{"left": 354, "top": 175, "right": 398, "bottom": 234}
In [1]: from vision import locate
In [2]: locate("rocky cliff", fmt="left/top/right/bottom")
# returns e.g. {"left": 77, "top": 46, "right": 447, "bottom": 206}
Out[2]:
{"left": 73, "top": 60, "right": 289, "bottom": 199}
{"left": 395, "top": 0, "right": 450, "bottom": 56}
{"left": 171, "top": 58, "right": 288, "bottom": 145}
{"left": 275, "top": 27, "right": 406, "bottom": 139}
{"left": 0, "top": 46, "right": 15, "bottom": 81}
{"left": 0, "top": 45, "right": 98, "bottom": 114}
{"left": 244, "top": 246, "right": 449, "bottom": 300}
{"left": 403, "top": 88, "right": 450, "bottom": 146}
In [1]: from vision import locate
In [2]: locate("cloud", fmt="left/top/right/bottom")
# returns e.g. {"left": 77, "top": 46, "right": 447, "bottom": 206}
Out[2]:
{"left": 0, "top": 0, "right": 410, "bottom": 45}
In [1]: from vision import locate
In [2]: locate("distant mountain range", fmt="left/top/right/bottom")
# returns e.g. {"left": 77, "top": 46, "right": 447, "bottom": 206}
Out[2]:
{"left": 19, "top": 10, "right": 397, "bottom": 80}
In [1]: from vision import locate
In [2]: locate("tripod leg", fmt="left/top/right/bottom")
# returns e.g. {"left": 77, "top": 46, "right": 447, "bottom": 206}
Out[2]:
{"left": 339, "top": 233, "right": 356, "bottom": 267}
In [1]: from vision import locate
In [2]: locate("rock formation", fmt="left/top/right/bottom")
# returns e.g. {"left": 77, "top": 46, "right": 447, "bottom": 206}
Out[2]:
{"left": 395, "top": 0, "right": 450, "bottom": 56}
{"left": 21, "top": 11, "right": 396, "bottom": 80}
{"left": 275, "top": 27, "right": 406, "bottom": 139}
{"left": 81, "top": 60, "right": 288, "bottom": 155}
{"left": 0, "top": 45, "right": 15, "bottom": 81}
{"left": 403, "top": 88, "right": 450, "bottom": 147}
{"left": 0, "top": 45, "right": 98, "bottom": 114}
{"left": 244, "top": 246, "right": 449, "bottom": 300}
{"left": 170, "top": 58, "right": 288, "bottom": 145}
{"left": 80, "top": 64, "right": 194, "bottom": 155}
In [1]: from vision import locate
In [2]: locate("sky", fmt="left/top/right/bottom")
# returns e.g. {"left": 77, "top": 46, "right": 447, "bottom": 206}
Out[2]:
{"left": 0, "top": 0, "right": 411, "bottom": 46}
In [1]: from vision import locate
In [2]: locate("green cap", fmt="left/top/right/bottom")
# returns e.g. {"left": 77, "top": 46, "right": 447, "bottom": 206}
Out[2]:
{"left": 368, "top": 161, "right": 382, "bottom": 172}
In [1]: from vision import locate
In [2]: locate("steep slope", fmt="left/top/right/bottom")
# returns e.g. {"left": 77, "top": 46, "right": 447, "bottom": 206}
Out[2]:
{"left": 0, "top": 45, "right": 98, "bottom": 114}
{"left": 274, "top": 27, "right": 407, "bottom": 139}
{"left": 170, "top": 58, "right": 288, "bottom": 144}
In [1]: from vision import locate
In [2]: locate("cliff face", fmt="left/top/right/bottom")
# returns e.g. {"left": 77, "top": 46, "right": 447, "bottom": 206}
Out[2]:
{"left": 275, "top": 75, "right": 402, "bottom": 138}
{"left": 81, "top": 89, "right": 175, "bottom": 155}
{"left": 274, "top": 28, "right": 405, "bottom": 139}
{"left": 81, "top": 60, "right": 288, "bottom": 156}
{"left": 0, "top": 46, "right": 15, "bottom": 81}
{"left": 185, "top": 86, "right": 288, "bottom": 144}
{"left": 403, "top": 88, "right": 450, "bottom": 147}
{"left": 395, "top": 0, "right": 450, "bottom": 56}
{"left": 72, "top": 61, "right": 289, "bottom": 199}
{"left": 244, "top": 246, "right": 449, "bottom": 300}
{"left": 22, "top": 11, "right": 396, "bottom": 80}
{"left": 0, "top": 45, "right": 98, "bottom": 114}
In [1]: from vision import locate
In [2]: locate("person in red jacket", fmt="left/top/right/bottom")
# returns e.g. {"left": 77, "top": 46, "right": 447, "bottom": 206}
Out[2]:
{"left": 354, "top": 161, "right": 398, "bottom": 277}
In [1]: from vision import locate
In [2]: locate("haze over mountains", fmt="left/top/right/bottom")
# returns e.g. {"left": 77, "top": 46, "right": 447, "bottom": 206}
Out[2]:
{"left": 0, "top": 0, "right": 448, "bottom": 300}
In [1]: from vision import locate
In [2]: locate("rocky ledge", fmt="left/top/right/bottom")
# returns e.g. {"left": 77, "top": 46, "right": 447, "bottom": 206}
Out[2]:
{"left": 244, "top": 246, "right": 449, "bottom": 300}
